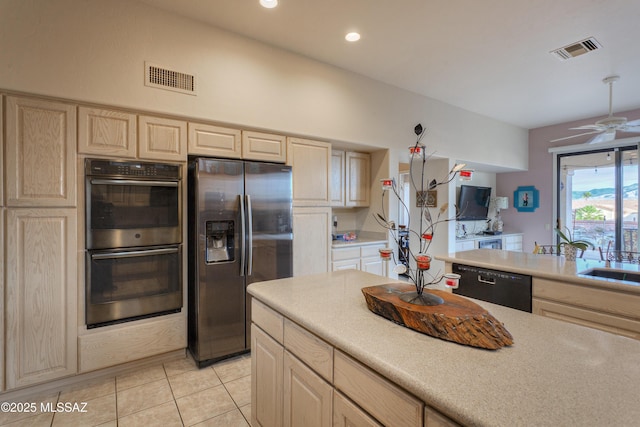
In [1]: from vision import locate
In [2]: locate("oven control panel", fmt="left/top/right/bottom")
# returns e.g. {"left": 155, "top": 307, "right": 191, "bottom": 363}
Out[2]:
{"left": 86, "top": 159, "right": 181, "bottom": 180}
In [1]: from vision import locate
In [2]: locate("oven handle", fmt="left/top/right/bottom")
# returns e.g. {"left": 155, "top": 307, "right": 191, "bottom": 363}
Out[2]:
{"left": 89, "top": 179, "right": 179, "bottom": 187}
{"left": 240, "top": 194, "right": 246, "bottom": 277}
{"left": 91, "top": 247, "right": 179, "bottom": 260}
{"left": 246, "top": 194, "right": 253, "bottom": 276}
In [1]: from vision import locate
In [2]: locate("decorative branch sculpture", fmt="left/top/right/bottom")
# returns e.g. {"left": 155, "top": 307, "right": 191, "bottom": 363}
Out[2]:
{"left": 374, "top": 124, "right": 466, "bottom": 306}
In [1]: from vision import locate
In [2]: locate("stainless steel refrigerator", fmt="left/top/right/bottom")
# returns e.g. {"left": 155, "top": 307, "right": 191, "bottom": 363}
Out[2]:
{"left": 187, "top": 158, "right": 293, "bottom": 367}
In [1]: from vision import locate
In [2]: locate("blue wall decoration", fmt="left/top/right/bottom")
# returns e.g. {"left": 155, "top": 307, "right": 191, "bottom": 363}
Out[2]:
{"left": 513, "top": 186, "right": 539, "bottom": 212}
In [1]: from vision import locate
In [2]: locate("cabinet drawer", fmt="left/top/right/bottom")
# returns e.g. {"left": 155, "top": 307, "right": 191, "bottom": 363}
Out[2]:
{"left": 284, "top": 319, "right": 333, "bottom": 382}
{"left": 252, "top": 299, "right": 284, "bottom": 344}
{"left": 334, "top": 351, "right": 422, "bottom": 427}
{"left": 360, "top": 244, "right": 385, "bottom": 258}
{"left": 332, "top": 247, "right": 360, "bottom": 261}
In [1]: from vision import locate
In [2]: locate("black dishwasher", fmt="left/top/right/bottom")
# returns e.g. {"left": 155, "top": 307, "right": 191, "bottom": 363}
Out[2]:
{"left": 452, "top": 263, "right": 532, "bottom": 312}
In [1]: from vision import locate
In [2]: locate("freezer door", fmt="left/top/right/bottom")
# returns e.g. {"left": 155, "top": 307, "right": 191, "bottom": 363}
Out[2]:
{"left": 189, "top": 158, "right": 247, "bottom": 363}
{"left": 244, "top": 161, "right": 293, "bottom": 348}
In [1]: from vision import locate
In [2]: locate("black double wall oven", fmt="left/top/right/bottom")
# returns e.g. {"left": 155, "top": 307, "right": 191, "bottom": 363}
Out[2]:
{"left": 85, "top": 159, "right": 183, "bottom": 328}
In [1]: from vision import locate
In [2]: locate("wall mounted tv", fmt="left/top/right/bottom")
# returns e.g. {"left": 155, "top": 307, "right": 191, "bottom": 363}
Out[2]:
{"left": 457, "top": 185, "right": 491, "bottom": 220}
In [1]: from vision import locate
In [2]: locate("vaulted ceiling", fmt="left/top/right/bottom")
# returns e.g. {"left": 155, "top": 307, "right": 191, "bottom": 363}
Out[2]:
{"left": 139, "top": 0, "right": 640, "bottom": 130}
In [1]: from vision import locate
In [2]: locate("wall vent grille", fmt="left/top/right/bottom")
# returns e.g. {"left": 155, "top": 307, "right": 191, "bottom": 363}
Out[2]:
{"left": 550, "top": 37, "right": 602, "bottom": 61}
{"left": 145, "top": 62, "right": 196, "bottom": 95}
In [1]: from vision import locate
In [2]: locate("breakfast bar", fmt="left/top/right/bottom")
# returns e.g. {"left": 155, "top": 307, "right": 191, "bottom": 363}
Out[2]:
{"left": 248, "top": 268, "right": 640, "bottom": 426}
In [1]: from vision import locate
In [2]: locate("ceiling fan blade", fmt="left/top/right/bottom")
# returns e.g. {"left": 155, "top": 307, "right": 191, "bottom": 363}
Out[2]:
{"left": 550, "top": 130, "right": 603, "bottom": 143}
{"left": 586, "top": 130, "right": 616, "bottom": 144}
{"left": 624, "top": 119, "right": 640, "bottom": 127}
{"left": 620, "top": 127, "right": 640, "bottom": 133}
{"left": 570, "top": 125, "right": 603, "bottom": 131}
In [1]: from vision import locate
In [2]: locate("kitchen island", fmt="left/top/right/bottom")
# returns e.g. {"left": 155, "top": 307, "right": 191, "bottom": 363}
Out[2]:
{"left": 437, "top": 249, "right": 640, "bottom": 340}
{"left": 248, "top": 269, "right": 640, "bottom": 427}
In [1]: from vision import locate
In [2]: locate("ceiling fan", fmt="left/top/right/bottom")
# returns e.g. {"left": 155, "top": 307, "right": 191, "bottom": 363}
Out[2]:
{"left": 551, "top": 75, "right": 640, "bottom": 144}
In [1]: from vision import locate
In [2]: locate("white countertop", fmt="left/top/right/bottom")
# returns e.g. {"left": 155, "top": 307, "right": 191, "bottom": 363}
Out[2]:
{"left": 331, "top": 237, "right": 387, "bottom": 248}
{"left": 436, "top": 249, "right": 640, "bottom": 294}
{"left": 247, "top": 269, "right": 640, "bottom": 426}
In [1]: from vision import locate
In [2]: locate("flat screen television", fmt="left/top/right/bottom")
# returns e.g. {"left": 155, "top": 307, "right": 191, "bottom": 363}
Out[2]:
{"left": 457, "top": 185, "right": 491, "bottom": 220}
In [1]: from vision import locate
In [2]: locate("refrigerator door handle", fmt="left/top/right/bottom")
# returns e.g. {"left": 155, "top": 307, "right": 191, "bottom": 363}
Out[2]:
{"left": 246, "top": 194, "right": 253, "bottom": 276}
{"left": 240, "top": 194, "right": 246, "bottom": 277}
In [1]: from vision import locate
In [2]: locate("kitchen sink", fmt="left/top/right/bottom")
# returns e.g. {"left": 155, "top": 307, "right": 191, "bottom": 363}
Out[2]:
{"left": 580, "top": 268, "right": 640, "bottom": 284}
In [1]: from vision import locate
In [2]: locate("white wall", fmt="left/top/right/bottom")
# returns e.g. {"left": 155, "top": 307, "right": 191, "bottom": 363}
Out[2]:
{"left": 0, "top": 0, "right": 528, "bottom": 169}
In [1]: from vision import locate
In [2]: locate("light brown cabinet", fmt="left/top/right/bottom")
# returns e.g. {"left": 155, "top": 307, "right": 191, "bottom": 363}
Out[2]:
{"left": 283, "top": 351, "right": 333, "bottom": 427}
{"left": 5, "top": 96, "right": 77, "bottom": 207}
{"left": 243, "top": 130, "right": 287, "bottom": 163}
{"left": 78, "top": 106, "right": 137, "bottom": 158}
{"left": 188, "top": 122, "right": 242, "bottom": 158}
{"left": 287, "top": 138, "right": 331, "bottom": 206}
{"left": 293, "top": 207, "right": 331, "bottom": 276}
{"left": 138, "top": 115, "right": 187, "bottom": 161}
{"left": 330, "top": 150, "right": 345, "bottom": 206}
{"left": 331, "top": 150, "right": 370, "bottom": 207}
{"left": 252, "top": 299, "right": 458, "bottom": 427}
{"left": 334, "top": 391, "right": 382, "bottom": 427}
{"left": 533, "top": 277, "right": 640, "bottom": 340}
{"left": 332, "top": 244, "right": 387, "bottom": 277}
{"left": 251, "top": 322, "right": 284, "bottom": 427}
{"left": 5, "top": 208, "right": 77, "bottom": 388}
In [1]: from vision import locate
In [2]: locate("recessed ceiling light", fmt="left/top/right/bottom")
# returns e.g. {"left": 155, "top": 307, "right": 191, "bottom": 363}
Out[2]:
{"left": 259, "top": 0, "right": 278, "bottom": 9}
{"left": 345, "top": 32, "right": 361, "bottom": 42}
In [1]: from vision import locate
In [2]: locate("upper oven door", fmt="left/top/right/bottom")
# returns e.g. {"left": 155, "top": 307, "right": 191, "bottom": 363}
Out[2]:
{"left": 86, "top": 177, "right": 181, "bottom": 249}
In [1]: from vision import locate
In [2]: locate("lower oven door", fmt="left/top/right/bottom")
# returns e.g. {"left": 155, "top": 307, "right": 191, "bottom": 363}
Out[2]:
{"left": 86, "top": 245, "right": 182, "bottom": 328}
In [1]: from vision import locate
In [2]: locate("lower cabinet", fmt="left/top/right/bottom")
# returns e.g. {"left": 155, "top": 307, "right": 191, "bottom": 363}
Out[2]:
{"left": 533, "top": 277, "right": 640, "bottom": 340}
{"left": 284, "top": 351, "right": 333, "bottom": 427}
{"left": 332, "top": 244, "right": 387, "bottom": 277}
{"left": 293, "top": 207, "right": 331, "bottom": 277}
{"left": 251, "top": 299, "right": 458, "bottom": 427}
{"left": 251, "top": 323, "right": 284, "bottom": 427}
{"left": 5, "top": 208, "right": 77, "bottom": 389}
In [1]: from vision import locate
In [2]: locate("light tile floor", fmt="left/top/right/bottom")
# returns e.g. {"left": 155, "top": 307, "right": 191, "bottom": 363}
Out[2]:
{"left": 0, "top": 353, "right": 252, "bottom": 427}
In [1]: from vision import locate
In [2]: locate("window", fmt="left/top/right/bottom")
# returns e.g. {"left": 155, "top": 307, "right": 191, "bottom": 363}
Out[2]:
{"left": 556, "top": 145, "right": 639, "bottom": 259}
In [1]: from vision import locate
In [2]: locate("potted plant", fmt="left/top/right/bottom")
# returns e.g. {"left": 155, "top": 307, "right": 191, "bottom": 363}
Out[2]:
{"left": 555, "top": 227, "right": 592, "bottom": 261}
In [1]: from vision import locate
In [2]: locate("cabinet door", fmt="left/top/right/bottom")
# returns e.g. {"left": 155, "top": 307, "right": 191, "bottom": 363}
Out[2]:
{"left": 138, "top": 115, "right": 187, "bottom": 161}
{"left": 334, "top": 392, "right": 382, "bottom": 427}
{"left": 332, "top": 259, "right": 360, "bottom": 271}
{"left": 361, "top": 256, "right": 385, "bottom": 276}
{"left": 284, "top": 351, "right": 333, "bottom": 427}
{"left": 503, "top": 234, "right": 523, "bottom": 252}
{"left": 331, "top": 150, "right": 345, "bottom": 207}
{"left": 0, "top": 209, "right": 4, "bottom": 392}
{"left": 5, "top": 96, "right": 77, "bottom": 207}
{"left": 252, "top": 324, "right": 284, "bottom": 427}
{"left": 455, "top": 240, "right": 476, "bottom": 252}
{"left": 243, "top": 130, "right": 286, "bottom": 163}
{"left": 78, "top": 106, "right": 137, "bottom": 157}
{"left": 345, "top": 152, "right": 370, "bottom": 207}
{"left": 189, "top": 122, "right": 242, "bottom": 158}
{"left": 287, "top": 138, "right": 331, "bottom": 206}
{"left": 5, "top": 208, "right": 77, "bottom": 388}
{"left": 293, "top": 207, "right": 331, "bottom": 276}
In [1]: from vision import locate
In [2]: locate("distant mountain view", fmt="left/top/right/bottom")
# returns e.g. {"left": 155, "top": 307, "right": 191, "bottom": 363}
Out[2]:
{"left": 572, "top": 183, "right": 638, "bottom": 199}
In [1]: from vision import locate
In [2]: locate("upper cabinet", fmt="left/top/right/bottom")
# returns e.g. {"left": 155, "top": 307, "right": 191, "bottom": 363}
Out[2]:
{"left": 187, "top": 125, "right": 287, "bottom": 163}
{"left": 188, "top": 122, "right": 242, "bottom": 158}
{"left": 242, "top": 130, "right": 287, "bottom": 163}
{"left": 138, "top": 115, "right": 187, "bottom": 162}
{"left": 5, "top": 96, "right": 77, "bottom": 207}
{"left": 287, "top": 138, "right": 331, "bottom": 206}
{"left": 331, "top": 150, "right": 345, "bottom": 207}
{"left": 332, "top": 150, "right": 370, "bottom": 208}
{"left": 78, "top": 107, "right": 137, "bottom": 158}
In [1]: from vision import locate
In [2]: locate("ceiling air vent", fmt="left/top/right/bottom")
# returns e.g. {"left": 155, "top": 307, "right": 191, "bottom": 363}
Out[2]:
{"left": 550, "top": 37, "right": 602, "bottom": 61}
{"left": 145, "top": 62, "right": 196, "bottom": 95}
